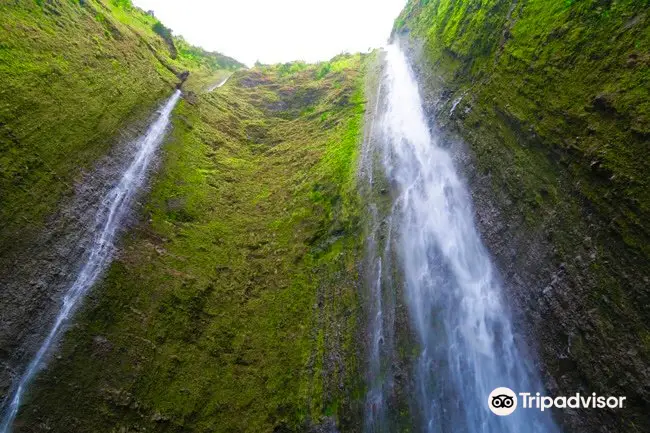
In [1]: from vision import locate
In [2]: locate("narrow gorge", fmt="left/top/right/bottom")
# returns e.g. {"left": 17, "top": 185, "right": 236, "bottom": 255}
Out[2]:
{"left": 0, "top": 1, "right": 648, "bottom": 433}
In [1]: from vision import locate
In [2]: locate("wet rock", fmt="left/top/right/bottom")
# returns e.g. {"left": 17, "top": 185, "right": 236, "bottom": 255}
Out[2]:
{"left": 176, "top": 71, "right": 190, "bottom": 89}
{"left": 592, "top": 93, "right": 616, "bottom": 114}
{"left": 308, "top": 416, "right": 339, "bottom": 433}
{"left": 0, "top": 112, "right": 162, "bottom": 418}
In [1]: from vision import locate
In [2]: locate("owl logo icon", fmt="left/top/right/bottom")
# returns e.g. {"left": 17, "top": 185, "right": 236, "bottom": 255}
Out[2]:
{"left": 488, "top": 387, "right": 518, "bottom": 416}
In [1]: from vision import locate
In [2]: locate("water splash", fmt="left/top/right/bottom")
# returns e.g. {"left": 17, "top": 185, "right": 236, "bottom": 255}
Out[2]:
{"left": 365, "top": 44, "right": 559, "bottom": 432}
{"left": 0, "top": 90, "right": 181, "bottom": 433}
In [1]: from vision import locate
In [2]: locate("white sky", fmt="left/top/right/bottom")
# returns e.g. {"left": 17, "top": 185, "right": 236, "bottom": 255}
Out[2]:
{"left": 132, "top": 0, "right": 407, "bottom": 66}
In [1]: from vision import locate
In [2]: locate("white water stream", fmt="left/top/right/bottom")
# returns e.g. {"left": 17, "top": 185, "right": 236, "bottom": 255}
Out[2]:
{"left": 0, "top": 90, "right": 181, "bottom": 433}
{"left": 208, "top": 74, "right": 231, "bottom": 92}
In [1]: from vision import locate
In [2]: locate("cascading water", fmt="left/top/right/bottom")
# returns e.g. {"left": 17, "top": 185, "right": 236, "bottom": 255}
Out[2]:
{"left": 361, "top": 81, "right": 398, "bottom": 433}
{"left": 0, "top": 90, "right": 182, "bottom": 433}
{"left": 208, "top": 74, "right": 231, "bottom": 92}
{"left": 363, "top": 205, "right": 396, "bottom": 433}
{"left": 364, "top": 44, "right": 560, "bottom": 432}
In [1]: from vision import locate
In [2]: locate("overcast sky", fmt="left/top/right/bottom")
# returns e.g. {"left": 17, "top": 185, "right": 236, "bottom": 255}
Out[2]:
{"left": 132, "top": 0, "right": 407, "bottom": 66}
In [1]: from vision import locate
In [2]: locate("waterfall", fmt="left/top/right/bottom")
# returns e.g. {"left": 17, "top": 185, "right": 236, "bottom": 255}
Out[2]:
{"left": 363, "top": 44, "right": 560, "bottom": 432}
{"left": 208, "top": 74, "right": 232, "bottom": 92}
{"left": 0, "top": 90, "right": 182, "bottom": 433}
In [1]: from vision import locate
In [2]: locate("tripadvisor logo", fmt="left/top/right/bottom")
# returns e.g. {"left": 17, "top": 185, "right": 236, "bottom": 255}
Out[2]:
{"left": 488, "top": 387, "right": 626, "bottom": 416}
{"left": 489, "top": 387, "right": 517, "bottom": 416}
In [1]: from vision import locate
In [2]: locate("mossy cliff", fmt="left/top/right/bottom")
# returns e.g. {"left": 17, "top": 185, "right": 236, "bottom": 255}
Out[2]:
{"left": 3, "top": 1, "right": 649, "bottom": 432}
{"left": 0, "top": 0, "right": 240, "bottom": 418}
{"left": 0, "top": 0, "right": 240, "bottom": 265}
{"left": 394, "top": 1, "right": 649, "bottom": 431}
{"left": 12, "top": 54, "right": 371, "bottom": 432}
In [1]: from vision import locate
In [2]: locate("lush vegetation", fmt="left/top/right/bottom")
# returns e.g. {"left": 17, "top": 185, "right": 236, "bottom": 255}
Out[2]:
{"left": 15, "top": 54, "right": 371, "bottom": 432}
{"left": 0, "top": 0, "right": 240, "bottom": 274}
{"left": 395, "top": 1, "right": 649, "bottom": 430}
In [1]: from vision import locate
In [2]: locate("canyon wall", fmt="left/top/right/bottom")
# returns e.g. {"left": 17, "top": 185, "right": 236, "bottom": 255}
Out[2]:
{"left": 394, "top": 1, "right": 649, "bottom": 431}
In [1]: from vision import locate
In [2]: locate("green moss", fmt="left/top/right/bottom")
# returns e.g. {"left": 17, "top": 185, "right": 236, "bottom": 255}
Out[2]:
{"left": 0, "top": 0, "right": 241, "bottom": 271}
{"left": 398, "top": 0, "right": 649, "bottom": 255}
{"left": 17, "top": 54, "right": 370, "bottom": 432}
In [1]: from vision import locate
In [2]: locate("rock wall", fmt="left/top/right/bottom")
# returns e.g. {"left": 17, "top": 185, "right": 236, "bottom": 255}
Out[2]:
{"left": 13, "top": 56, "right": 371, "bottom": 432}
{"left": 0, "top": 0, "right": 239, "bottom": 419}
{"left": 394, "top": 1, "right": 649, "bottom": 431}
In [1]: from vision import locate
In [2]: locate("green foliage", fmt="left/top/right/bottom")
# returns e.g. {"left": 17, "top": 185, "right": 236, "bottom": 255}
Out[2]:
{"left": 316, "top": 62, "right": 332, "bottom": 79}
{"left": 175, "top": 35, "right": 244, "bottom": 72}
{"left": 17, "top": 55, "right": 370, "bottom": 432}
{"left": 275, "top": 61, "right": 309, "bottom": 76}
{"left": 152, "top": 20, "right": 177, "bottom": 58}
{"left": 110, "top": 0, "right": 133, "bottom": 9}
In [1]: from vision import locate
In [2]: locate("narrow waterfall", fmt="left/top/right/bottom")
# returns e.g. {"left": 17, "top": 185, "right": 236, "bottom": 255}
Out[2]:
{"left": 208, "top": 74, "right": 231, "bottom": 92}
{"left": 363, "top": 44, "right": 560, "bottom": 432}
{"left": 0, "top": 90, "right": 182, "bottom": 433}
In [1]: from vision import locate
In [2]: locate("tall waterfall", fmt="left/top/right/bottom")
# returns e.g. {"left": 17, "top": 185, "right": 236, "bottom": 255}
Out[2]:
{"left": 0, "top": 90, "right": 182, "bottom": 433}
{"left": 363, "top": 44, "right": 560, "bottom": 433}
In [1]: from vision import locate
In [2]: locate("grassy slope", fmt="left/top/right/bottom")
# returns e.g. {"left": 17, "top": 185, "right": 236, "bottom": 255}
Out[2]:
{"left": 16, "top": 54, "right": 370, "bottom": 432}
{"left": 0, "top": 0, "right": 240, "bottom": 270}
{"left": 395, "top": 0, "right": 649, "bottom": 430}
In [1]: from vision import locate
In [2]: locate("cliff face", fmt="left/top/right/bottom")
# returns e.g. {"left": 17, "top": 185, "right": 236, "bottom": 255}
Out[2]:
{"left": 12, "top": 55, "right": 371, "bottom": 432}
{"left": 0, "top": 0, "right": 241, "bottom": 266}
{"left": 3, "top": 1, "right": 649, "bottom": 432}
{"left": 394, "top": 1, "right": 649, "bottom": 431}
{"left": 0, "top": 0, "right": 240, "bottom": 419}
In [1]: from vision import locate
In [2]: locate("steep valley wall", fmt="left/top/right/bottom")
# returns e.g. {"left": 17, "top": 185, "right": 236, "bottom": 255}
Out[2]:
{"left": 0, "top": 0, "right": 240, "bottom": 422}
{"left": 394, "top": 1, "right": 649, "bottom": 432}
{"left": 10, "top": 54, "right": 372, "bottom": 432}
